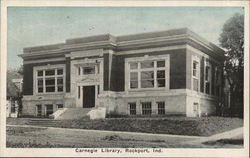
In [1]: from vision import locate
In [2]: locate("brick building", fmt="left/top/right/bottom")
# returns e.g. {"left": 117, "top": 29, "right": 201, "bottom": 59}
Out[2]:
{"left": 19, "top": 28, "right": 224, "bottom": 117}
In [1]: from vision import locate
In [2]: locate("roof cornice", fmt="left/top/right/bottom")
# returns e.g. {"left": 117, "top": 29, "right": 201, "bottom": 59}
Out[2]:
{"left": 19, "top": 28, "right": 225, "bottom": 60}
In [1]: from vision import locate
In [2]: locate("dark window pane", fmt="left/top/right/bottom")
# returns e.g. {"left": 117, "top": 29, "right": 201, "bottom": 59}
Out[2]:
{"left": 142, "top": 102, "right": 152, "bottom": 115}
{"left": 129, "top": 103, "right": 136, "bottom": 115}
{"left": 36, "top": 105, "right": 42, "bottom": 117}
{"left": 157, "top": 102, "right": 165, "bottom": 115}
{"left": 205, "top": 66, "right": 209, "bottom": 80}
{"left": 157, "top": 79, "right": 165, "bottom": 87}
{"left": 157, "top": 60, "right": 165, "bottom": 67}
{"left": 141, "top": 71, "right": 154, "bottom": 80}
{"left": 83, "top": 66, "right": 95, "bottom": 74}
{"left": 130, "top": 81, "right": 138, "bottom": 89}
{"left": 38, "top": 71, "right": 43, "bottom": 76}
{"left": 45, "top": 70, "right": 55, "bottom": 76}
{"left": 141, "top": 61, "right": 154, "bottom": 69}
{"left": 193, "top": 62, "right": 198, "bottom": 77}
{"left": 38, "top": 79, "right": 43, "bottom": 86}
{"left": 46, "top": 87, "right": 55, "bottom": 92}
{"left": 130, "top": 62, "right": 138, "bottom": 69}
{"left": 193, "top": 78, "right": 199, "bottom": 91}
{"left": 157, "top": 70, "right": 165, "bottom": 79}
{"left": 57, "top": 86, "right": 63, "bottom": 92}
{"left": 57, "top": 104, "right": 63, "bottom": 108}
{"left": 38, "top": 87, "right": 43, "bottom": 93}
{"left": 141, "top": 80, "right": 154, "bottom": 88}
{"left": 46, "top": 78, "right": 55, "bottom": 85}
{"left": 57, "top": 69, "right": 63, "bottom": 75}
{"left": 45, "top": 104, "right": 53, "bottom": 116}
{"left": 130, "top": 72, "right": 138, "bottom": 81}
{"left": 57, "top": 78, "right": 63, "bottom": 85}
{"left": 205, "top": 82, "right": 210, "bottom": 94}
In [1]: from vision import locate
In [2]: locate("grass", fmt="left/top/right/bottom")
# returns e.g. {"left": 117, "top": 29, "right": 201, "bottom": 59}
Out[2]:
{"left": 7, "top": 116, "right": 243, "bottom": 136}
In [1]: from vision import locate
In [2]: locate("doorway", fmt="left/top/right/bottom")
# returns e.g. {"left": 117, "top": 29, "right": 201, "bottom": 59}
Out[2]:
{"left": 82, "top": 86, "right": 95, "bottom": 108}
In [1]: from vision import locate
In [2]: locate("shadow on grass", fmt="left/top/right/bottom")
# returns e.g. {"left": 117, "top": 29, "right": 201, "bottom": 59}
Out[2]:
{"left": 203, "top": 139, "right": 243, "bottom": 145}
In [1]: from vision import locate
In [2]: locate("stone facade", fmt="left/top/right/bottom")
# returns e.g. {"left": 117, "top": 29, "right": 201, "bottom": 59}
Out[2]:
{"left": 20, "top": 28, "right": 224, "bottom": 117}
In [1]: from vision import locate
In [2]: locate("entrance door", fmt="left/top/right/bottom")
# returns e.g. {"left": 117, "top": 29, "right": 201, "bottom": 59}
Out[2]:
{"left": 82, "top": 86, "right": 95, "bottom": 108}
{"left": 45, "top": 104, "right": 53, "bottom": 117}
{"left": 36, "top": 104, "right": 42, "bottom": 117}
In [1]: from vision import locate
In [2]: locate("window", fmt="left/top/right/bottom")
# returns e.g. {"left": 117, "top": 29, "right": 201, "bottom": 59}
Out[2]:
{"left": 193, "top": 102, "right": 199, "bottom": 112}
{"left": 130, "top": 72, "right": 138, "bottom": 89}
{"left": 142, "top": 102, "right": 152, "bottom": 115}
{"left": 192, "top": 59, "right": 199, "bottom": 91}
{"left": 157, "top": 70, "right": 165, "bottom": 87}
{"left": 141, "top": 71, "right": 154, "bottom": 88}
{"left": 193, "top": 61, "right": 198, "bottom": 77}
{"left": 36, "top": 104, "right": 42, "bottom": 117}
{"left": 128, "top": 59, "right": 166, "bottom": 89}
{"left": 157, "top": 102, "right": 165, "bottom": 115}
{"left": 57, "top": 104, "right": 63, "bottom": 109}
{"left": 78, "top": 86, "right": 80, "bottom": 99}
{"left": 129, "top": 102, "right": 136, "bottom": 115}
{"left": 97, "top": 85, "right": 100, "bottom": 95}
{"left": 205, "top": 62, "right": 211, "bottom": 94}
{"left": 157, "top": 60, "right": 165, "bottom": 67}
{"left": 45, "top": 104, "right": 53, "bottom": 117}
{"left": 36, "top": 67, "right": 64, "bottom": 93}
{"left": 141, "top": 61, "right": 154, "bottom": 69}
{"left": 130, "top": 62, "right": 138, "bottom": 69}
{"left": 83, "top": 66, "right": 95, "bottom": 75}
{"left": 215, "top": 67, "right": 221, "bottom": 96}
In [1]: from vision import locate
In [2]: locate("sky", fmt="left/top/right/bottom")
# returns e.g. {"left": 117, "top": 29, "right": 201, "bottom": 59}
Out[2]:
{"left": 7, "top": 7, "right": 244, "bottom": 69}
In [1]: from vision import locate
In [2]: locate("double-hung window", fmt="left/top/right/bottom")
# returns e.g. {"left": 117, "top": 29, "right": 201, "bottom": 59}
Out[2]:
{"left": 142, "top": 102, "right": 152, "bottom": 115}
{"left": 192, "top": 60, "right": 199, "bottom": 91}
{"left": 128, "top": 102, "right": 136, "bottom": 115}
{"left": 205, "top": 61, "right": 211, "bottom": 94}
{"left": 214, "top": 66, "right": 221, "bottom": 96}
{"left": 128, "top": 58, "right": 167, "bottom": 89}
{"left": 36, "top": 67, "right": 64, "bottom": 93}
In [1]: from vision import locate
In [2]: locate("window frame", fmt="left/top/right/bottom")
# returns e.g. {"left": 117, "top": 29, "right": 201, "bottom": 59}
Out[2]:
{"left": 126, "top": 55, "right": 169, "bottom": 91}
{"left": 141, "top": 102, "right": 152, "bottom": 115}
{"left": 192, "top": 56, "right": 200, "bottom": 92}
{"left": 128, "top": 102, "right": 136, "bottom": 115}
{"left": 34, "top": 65, "right": 65, "bottom": 95}
{"left": 204, "top": 60, "right": 212, "bottom": 94}
{"left": 157, "top": 101, "right": 165, "bottom": 115}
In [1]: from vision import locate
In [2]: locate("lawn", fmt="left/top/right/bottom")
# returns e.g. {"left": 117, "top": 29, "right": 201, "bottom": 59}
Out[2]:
{"left": 7, "top": 116, "right": 243, "bottom": 136}
{"left": 6, "top": 126, "right": 242, "bottom": 148}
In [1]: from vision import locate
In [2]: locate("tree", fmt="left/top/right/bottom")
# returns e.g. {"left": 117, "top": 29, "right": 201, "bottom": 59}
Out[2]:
{"left": 7, "top": 67, "right": 23, "bottom": 116}
{"left": 219, "top": 13, "right": 244, "bottom": 117}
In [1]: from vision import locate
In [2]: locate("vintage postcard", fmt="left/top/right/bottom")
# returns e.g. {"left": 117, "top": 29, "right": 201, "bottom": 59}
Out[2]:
{"left": 0, "top": 0, "right": 249, "bottom": 157}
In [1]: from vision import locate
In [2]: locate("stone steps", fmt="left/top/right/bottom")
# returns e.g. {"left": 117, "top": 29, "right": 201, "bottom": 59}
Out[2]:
{"left": 55, "top": 108, "right": 92, "bottom": 120}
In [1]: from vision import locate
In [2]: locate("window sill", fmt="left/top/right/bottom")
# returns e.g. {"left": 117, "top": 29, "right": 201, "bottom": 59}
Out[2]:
{"left": 35, "top": 92, "right": 65, "bottom": 96}
{"left": 128, "top": 87, "right": 168, "bottom": 92}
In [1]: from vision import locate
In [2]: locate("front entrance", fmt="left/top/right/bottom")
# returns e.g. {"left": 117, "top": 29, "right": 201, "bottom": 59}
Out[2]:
{"left": 82, "top": 86, "right": 95, "bottom": 108}
{"left": 45, "top": 104, "right": 53, "bottom": 117}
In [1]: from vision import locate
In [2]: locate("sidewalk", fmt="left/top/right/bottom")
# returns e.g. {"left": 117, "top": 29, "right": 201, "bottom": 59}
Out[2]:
{"left": 185, "top": 127, "right": 243, "bottom": 144}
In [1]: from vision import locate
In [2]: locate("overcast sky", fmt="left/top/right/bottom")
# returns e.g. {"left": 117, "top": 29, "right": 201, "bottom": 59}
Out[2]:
{"left": 7, "top": 7, "right": 244, "bottom": 69}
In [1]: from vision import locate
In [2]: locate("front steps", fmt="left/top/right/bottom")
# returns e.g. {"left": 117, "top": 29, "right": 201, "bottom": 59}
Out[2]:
{"left": 55, "top": 108, "right": 92, "bottom": 120}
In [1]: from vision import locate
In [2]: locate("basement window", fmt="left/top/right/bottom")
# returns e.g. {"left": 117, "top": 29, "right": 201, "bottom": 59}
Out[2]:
{"left": 128, "top": 102, "right": 136, "bottom": 115}
{"left": 142, "top": 102, "right": 152, "bottom": 115}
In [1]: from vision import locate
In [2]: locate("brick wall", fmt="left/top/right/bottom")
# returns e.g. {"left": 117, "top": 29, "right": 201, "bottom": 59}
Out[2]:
{"left": 22, "top": 60, "right": 66, "bottom": 95}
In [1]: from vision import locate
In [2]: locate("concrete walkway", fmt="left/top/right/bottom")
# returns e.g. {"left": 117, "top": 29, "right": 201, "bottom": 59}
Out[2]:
{"left": 185, "top": 127, "right": 243, "bottom": 144}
